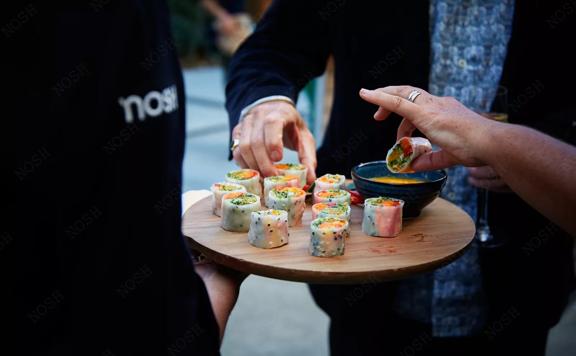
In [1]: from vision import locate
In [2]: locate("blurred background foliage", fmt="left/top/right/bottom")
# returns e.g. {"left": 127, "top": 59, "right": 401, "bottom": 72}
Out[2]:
{"left": 168, "top": 0, "right": 270, "bottom": 66}
{"left": 167, "top": 0, "right": 211, "bottom": 65}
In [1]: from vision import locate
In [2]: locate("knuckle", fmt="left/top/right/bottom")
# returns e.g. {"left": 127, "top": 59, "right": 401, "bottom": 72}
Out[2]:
{"left": 239, "top": 141, "right": 251, "bottom": 152}
{"left": 266, "top": 141, "right": 282, "bottom": 151}
{"left": 264, "top": 113, "right": 284, "bottom": 124}
{"left": 392, "top": 95, "right": 404, "bottom": 110}
{"left": 252, "top": 136, "right": 264, "bottom": 146}
{"left": 242, "top": 113, "right": 255, "bottom": 124}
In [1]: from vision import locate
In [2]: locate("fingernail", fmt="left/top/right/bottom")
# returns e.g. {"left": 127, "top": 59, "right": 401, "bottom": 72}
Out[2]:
{"left": 270, "top": 151, "right": 280, "bottom": 161}
{"left": 360, "top": 88, "right": 369, "bottom": 95}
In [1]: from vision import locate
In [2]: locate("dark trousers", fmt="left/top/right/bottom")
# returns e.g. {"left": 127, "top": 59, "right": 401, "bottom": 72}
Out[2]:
{"left": 310, "top": 283, "right": 549, "bottom": 356}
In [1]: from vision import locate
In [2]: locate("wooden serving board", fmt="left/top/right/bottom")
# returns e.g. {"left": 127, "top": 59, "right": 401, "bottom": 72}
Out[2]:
{"left": 182, "top": 197, "right": 475, "bottom": 284}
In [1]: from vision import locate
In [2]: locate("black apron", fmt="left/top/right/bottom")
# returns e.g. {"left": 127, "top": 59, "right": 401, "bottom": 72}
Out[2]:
{"left": 1, "top": 2, "right": 220, "bottom": 355}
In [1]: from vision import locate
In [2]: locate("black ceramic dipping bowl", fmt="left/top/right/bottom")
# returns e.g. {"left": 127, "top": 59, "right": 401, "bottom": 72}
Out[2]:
{"left": 351, "top": 161, "right": 447, "bottom": 218}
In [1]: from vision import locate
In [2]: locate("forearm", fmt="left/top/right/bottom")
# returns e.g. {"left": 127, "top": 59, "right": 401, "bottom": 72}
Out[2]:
{"left": 477, "top": 123, "right": 576, "bottom": 235}
{"left": 194, "top": 263, "right": 243, "bottom": 342}
{"left": 205, "top": 286, "right": 237, "bottom": 341}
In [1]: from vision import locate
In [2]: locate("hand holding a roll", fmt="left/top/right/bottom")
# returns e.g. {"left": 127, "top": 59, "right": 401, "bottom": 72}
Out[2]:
{"left": 359, "top": 86, "right": 576, "bottom": 236}
{"left": 359, "top": 86, "right": 494, "bottom": 171}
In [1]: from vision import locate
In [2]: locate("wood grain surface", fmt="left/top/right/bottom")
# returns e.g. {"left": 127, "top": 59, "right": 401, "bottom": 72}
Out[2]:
{"left": 182, "top": 196, "right": 475, "bottom": 284}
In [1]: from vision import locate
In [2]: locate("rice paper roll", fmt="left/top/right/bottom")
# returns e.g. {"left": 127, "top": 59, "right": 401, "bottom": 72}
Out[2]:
{"left": 313, "top": 189, "right": 351, "bottom": 205}
{"left": 210, "top": 182, "right": 246, "bottom": 217}
{"left": 386, "top": 137, "right": 432, "bottom": 173}
{"left": 226, "top": 169, "right": 262, "bottom": 197}
{"left": 221, "top": 192, "right": 261, "bottom": 232}
{"left": 362, "top": 197, "right": 404, "bottom": 237}
{"left": 314, "top": 174, "right": 345, "bottom": 194}
{"left": 267, "top": 186, "right": 306, "bottom": 227}
{"left": 274, "top": 163, "right": 307, "bottom": 188}
{"left": 309, "top": 217, "right": 349, "bottom": 257}
{"left": 312, "top": 202, "right": 351, "bottom": 221}
{"left": 263, "top": 175, "right": 299, "bottom": 206}
{"left": 248, "top": 209, "right": 289, "bottom": 249}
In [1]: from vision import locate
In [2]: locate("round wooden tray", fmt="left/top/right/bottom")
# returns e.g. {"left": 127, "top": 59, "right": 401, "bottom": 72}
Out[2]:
{"left": 182, "top": 196, "right": 475, "bottom": 284}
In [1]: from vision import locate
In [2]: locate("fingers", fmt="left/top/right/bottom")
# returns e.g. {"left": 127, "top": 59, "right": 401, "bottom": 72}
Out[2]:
{"left": 238, "top": 118, "right": 259, "bottom": 171}
{"left": 264, "top": 118, "right": 284, "bottom": 163}
{"left": 359, "top": 88, "right": 422, "bottom": 121}
{"left": 396, "top": 118, "right": 418, "bottom": 140}
{"left": 410, "top": 150, "right": 458, "bottom": 172}
{"left": 468, "top": 176, "right": 511, "bottom": 192}
{"left": 468, "top": 166, "right": 499, "bottom": 180}
{"left": 249, "top": 117, "right": 277, "bottom": 177}
{"left": 232, "top": 124, "right": 248, "bottom": 168}
{"left": 376, "top": 85, "right": 433, "bottom": 103}
{"left": 233, "top": 149, "right": 248, "bottom": 168}
{"left": 233, "top": 102, "right": 317, "bottom": 182}
{"left": 297, "top": 130, "right": 317, "bottom": 183}
{"left": 373, "top": 106, "right": 392, "bottom": 121}
{"left": 468, "top": 166, "right": 511, "bottom": 192}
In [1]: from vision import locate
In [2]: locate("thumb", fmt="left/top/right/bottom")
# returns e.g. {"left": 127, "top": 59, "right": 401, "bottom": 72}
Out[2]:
{"left": 410, "top": 150, "right": 459, "bottom": 172}
{"left": 297, "top": 130, "right": 317, "bottom": 183}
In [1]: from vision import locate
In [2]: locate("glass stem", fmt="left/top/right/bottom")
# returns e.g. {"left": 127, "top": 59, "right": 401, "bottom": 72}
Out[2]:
{"left": 477, "top": 188, "right": 490, "bottom": 227}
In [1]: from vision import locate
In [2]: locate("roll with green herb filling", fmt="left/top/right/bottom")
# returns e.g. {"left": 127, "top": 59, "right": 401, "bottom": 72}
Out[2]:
{"left": 263, "top": 175, "right": 299, "bottom": 206}
{"left": 274, "top": 163, "right": 307, "bottom": 188}
{"left": 314, "top": 174, "right": 345, "bottom": 194}
{"left": 267, "top": 186, "right": 306, "bottom": 227}
{"left": 313, "top": 189, "right": 351, "bottom": 205}
{"left": 309, "top": 217, "right": 349, "bottom": 257}
{"left": 312, "top": 202, "right": 351, "bottom": 221}
{"left": 221, "top": 192, "right": 261, "bottom": 232}
{"left": 386, "top": 137, "right": 432, "bottom": 173}
{"left": 248, "top": 209, "right": 289, "bottom": 249}
{"left": 225, "top": 169, "right": 262, "bottom": 197}
{"left": 362, "top": 197, "right": 404, "bottom": 237}
{"left": 210, "top": 182, "right": 246, "bottom": 217}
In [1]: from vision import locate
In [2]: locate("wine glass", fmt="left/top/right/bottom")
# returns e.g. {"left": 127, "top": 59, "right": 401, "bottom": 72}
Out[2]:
{"left": 476, "top": 86, "right": 508, "bottom": 247}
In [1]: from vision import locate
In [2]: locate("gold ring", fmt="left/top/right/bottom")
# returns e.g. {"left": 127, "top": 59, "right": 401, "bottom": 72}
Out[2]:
{"left": 231, "top": 138, "right": 240, "bottom": 151}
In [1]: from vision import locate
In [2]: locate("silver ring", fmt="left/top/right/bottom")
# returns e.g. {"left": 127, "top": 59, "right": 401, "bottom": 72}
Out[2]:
{"left": 407, "top": 90, "right": 422, "bottom": 103}
{"left": 231, "top": 138, "right": 240, "bottom": 151}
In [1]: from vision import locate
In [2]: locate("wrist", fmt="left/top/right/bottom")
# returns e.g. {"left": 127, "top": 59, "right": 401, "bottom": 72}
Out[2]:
{"left": 240, "top": 95, "right": 295, "bottom": 121}
{"left": 471, "top": 119, "right": 505, "bottom": 167}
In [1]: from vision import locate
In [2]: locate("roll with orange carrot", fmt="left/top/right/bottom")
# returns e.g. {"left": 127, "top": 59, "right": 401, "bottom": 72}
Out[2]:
{"left": 386, "top": 137, "right": 432, "bottom": 173}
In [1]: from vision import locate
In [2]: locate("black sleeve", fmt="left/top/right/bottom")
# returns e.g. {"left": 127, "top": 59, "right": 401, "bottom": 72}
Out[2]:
{"left": 225, "top": 0, "right": 333, "bottom": 127}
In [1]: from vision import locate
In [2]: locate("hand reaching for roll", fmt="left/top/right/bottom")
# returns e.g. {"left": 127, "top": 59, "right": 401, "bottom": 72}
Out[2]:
{"left": 231, "top": 101, "right": 317, "bottom": 184}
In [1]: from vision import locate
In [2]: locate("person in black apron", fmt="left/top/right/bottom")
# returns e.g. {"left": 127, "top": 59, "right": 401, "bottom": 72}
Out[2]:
{"left": 1, "top": 2, "right": 235, "bottom": 355}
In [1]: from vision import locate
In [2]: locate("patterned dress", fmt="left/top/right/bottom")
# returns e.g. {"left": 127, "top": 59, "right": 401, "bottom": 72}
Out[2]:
{"left": 394, "top": 0, "right": 515, "bottom": 337}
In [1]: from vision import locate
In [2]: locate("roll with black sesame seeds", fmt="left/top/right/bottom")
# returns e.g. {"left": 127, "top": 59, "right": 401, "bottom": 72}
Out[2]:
{"left": 221, "top": 192, "right": 261, "bottom": 232}
{"left": 210, "top": 182, "right": 246, "bottom": 217}
{"left": 263, "top": 175, "right": 299, "bottom": 206}
{"left": 248, "top": 209, "right": 289, "bottom": 249}
{"left": 267, "top": 186, "right": 306, "bottom": 227}
{"left": 309, "top": 217, "right": 349, "bottom": 257}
